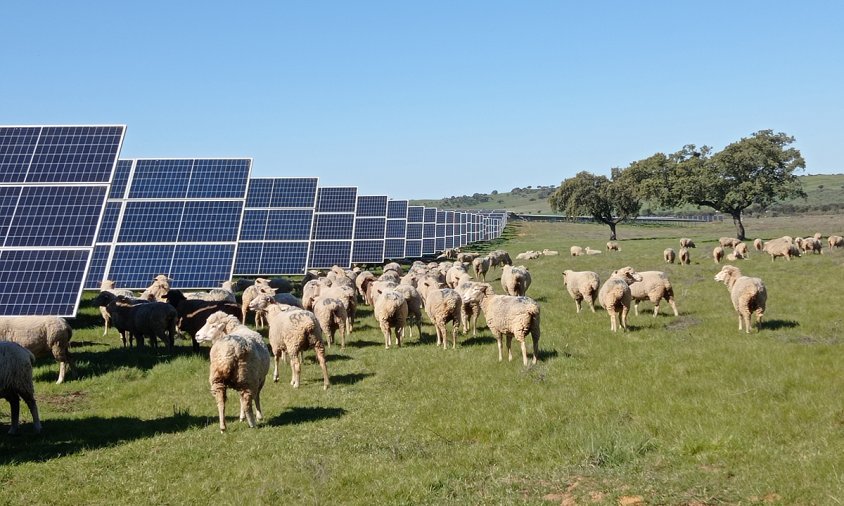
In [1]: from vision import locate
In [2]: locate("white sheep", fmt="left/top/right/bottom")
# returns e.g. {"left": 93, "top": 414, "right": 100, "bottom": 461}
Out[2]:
{"left": 734, "top": 242, "right": 749, "bottom": 258}
{"left": 374, "top": 290, "right": 408, "bottom": 348}
{"left": 0, "top": 341, "right": 42, "bottom": 434}
{"left": 606, "top": 241, "right": 620, "bottom": 252}
{"left": 241, "top": 282, "right": 275, "bottom": 327}
{"left": 562, "top": 270, "right": 600, "bottom": 313}
{"left": 393, "top": 284, "right": 423, "bottom": 338}
{"left": 445, "top": 262, "right": 469, "bottom": 289}
{"left": 542, "top": 249, "right": 560, "bottom": 256}
{"left": 194, "top": 312, "right": 270, "bottom": 432}
{"left": 515, "top": 250, "right": 540, "bottom": 260}
{"left": 140, "top": 275, "right": 171, "bottom": 302}
{"left": 312, "top": 296, "right": 348, "bottom": 349}
{"left": 712, "top": 246, "right": 725, "bottom": 263}
{"left": 0, "top": 316, "right": 72, "bottom": 384}
{"left": 472, "top": 256, "right": 490, "bottom": 282}
{"left": 423, "top": 288, "right": 462, "bottom": 349}
{"left": 461, "top": 283, "right": 540, "bottom": 366}
{"left": 753, "top": 238, "right": 764, "bottom": 251}
{"left": 763, "top": 236, "right": 799, "bottom": 261}
{"left": 249, "top": 295, "right": 330, "bottom": 389}
{"left": 501, "top": 265, "right": 532, "bottom": 296}
{"left": 620, "top": 268, "right": 679, "bottom": 317}
{"left": 598, "top": 267, "right": 643, "bottom": 332}
{"left": 828, "top": 235, "right": 843, "bottom": 249}
{"left": 98, "top": 280, "right": 135, "bottom": 336}
{"left": 584, "top": 247, "right": 602, "bottom": 255}
{"left": 678, "top": 247, "right": 690, "bottom": 265}
{"left": 185, "top": 288, "right": 237, "bottom": 304}
{"left": 383, "top": 262, "right": 404, "bottom": 275}
{"left": 679, "top": 238, "right": 696, "bottom": 248}
{"left": 801, "top": 237, "right": 822, "bottom": 255}
{"left": 663, "top": 248, "right": 676, "bottom": 264}
{"left": 456, "top": 252, "right": 479, "bottom": 263}
{"left": 570, "top": 246, "right": 584, "bottom": 257}
{"left": 719, "top": 237, "right": 741, "bottom": 248}
{"left": 714, "top": 265, "right": 767, "bottom": 333}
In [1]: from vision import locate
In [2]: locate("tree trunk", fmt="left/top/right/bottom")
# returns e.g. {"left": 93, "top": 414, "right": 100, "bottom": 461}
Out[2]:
{"left": 731, "top": 210, "right": 746, "bottom": 241}
{"left": 608, "top": 222, "right": 617, "bottom": 241}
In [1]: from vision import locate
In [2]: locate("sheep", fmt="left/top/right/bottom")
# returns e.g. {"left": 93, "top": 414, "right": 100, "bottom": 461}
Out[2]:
{"left": 302, "top": 281, "right": 357, "bottom": 333}
{"left": 140, "top": 275, "right": 171, "bottom": 302}
{"left": 461, "top": 283, "right": 540, "bottom": 365}
{"left": 597, "top": 267, "right": 643, "bottom": 332}
{"left": 713, "top": 246, "right": 725, "bottom": 263}
{"left": 472, "top": 256, "right": 490, "bottom": 282}
{"left": 516, "top": 251, "right": 541, "bottom": 260}
{"left": 383, "top": 262, "right": 404, "bottom": 275}
{"left": 374, "top": 290, "right": 408, "bottom": 348}
{"left": 606, "top": 241, "right": 620, "bottom": 252}
{"left": 250, "top": 296, "right": 329, "bottom": 390}
{"left": 622, "top": 269, "right": 679, "bottom": 317}
{"left": 327, "top": 268, "right": 356, "bottom": 289}
{"left": 0, "top": 342, "right": 41, "bottom": 434}
{"left": 312, "top": 296, "right": 348, "bottom": 348}
{"left": 719, "top": 237, "right": 741, "bottom": 248}
{"left": 734, "top": 242, "right": 749, "bottom": 258}
{"left": 423, "top": 288, "right": 462, "bottom": 349}
{"left": 679, "top": 238, "right": 696, "bottom": 248}
{"left": 98, "top": 280, "right": 135, "bottom": 336}
{"left": 445, "top": 262, "right": 469, "bottom": 289}
{"left": 0, "top": 316, "right": 72, "bottom": 384}
{"left": 241, "top": 283, "right": 276, "bottom": 327}
{"left": 456, "top": 252, "right": 479, "bottom": 263}
{"left": 393, "top": 284, "right": 424, "bottom": 338}
{"left": 585, "top": 247, "right": 602, "bottom": 255}
{"left": 165, "top": 290, "right": 242, "bottom": 351}
{"left": 256, "top": 277, "right": 295, "bottom": 294}
{"left": 105, "top": 296, "right": 178, "bottom": 350}
{"left": 663, "top": 248, "right": 676, "bottom": 264}
{"left": 488, "top": 250, "right": 512, "bottom": 268}
{"left": 828, "top": 235, "right": 843, "bottom": 249}
{"left": 437, "top": 248, "right": 459, "bottom": 260}
{"left": 355, "top": 270, "right": 377, "bottom": 305}
{"left": 378, "top": 270, "right": 402, "bottom": 285}
{"left": 501, "top": 265, "right": 531, "bottom": 296}
{"left": 570, "top": 246, "right": 584, "bottom": 257}
{"left": 194, "top": 312, "right": 270, "bottom": 432}
{"left": 542, "top": 249, "right": 560, "bottom": 256}
{"left": 802, "top": 237, "right": 822, "bottom": 255}
{"left": 454, "top": 279, "right": 483, "bottom": 336}
{"left": 714, "top": 265, "right": 767, "bottom": 333}
{"left": 562, "top": 270, "right": 600, "bottom": 313}
{"left": 92, "top": 291, "right": 150, "bottom": 347}
{"left": 753, "top": 238, "right": 764, "bottom": 251}
{"left": 763, "top": 236, "right": 800, "bottom": 261}
{"left": 184, "top": 288, "right": 237, "bottom": 304}
{"left": 678, "top": 247, "right": 690, "bottom": 265}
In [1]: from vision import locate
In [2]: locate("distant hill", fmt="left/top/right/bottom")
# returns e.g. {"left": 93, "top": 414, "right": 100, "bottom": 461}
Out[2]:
{"left": 411, "top": 174, "right": 844, "bottom": 216}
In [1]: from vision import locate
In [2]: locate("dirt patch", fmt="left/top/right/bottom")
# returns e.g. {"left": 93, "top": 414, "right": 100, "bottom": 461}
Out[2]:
{"left": 666, "top": 316, "right": 700, "bottom": 332}
{"left": 40, "top": 391, "right": 87, "bottom": 412}
{"left": 619, "top": 496, "right": 644, "bottom": 505}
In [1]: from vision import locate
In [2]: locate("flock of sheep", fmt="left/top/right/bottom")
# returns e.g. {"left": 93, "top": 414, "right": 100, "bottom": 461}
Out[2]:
{"left": 2, "top": 232, "right": 841, "bottom": 434}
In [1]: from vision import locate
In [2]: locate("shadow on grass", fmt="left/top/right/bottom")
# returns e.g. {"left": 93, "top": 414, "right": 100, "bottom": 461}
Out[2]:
{"left": 331, "top": 372, "right": 375, "bottom": 385}
{"left": 36, "top": 345, "right": 196, "bottom": 383}
{"left": 0, "top": 413, "right": 205, "bottom": 465}
{"left": 461, "top": 336, "right": 496, "bottom": 346}
{"left": 344, "top": 339, "right": 381, "bottom": 349}
{"left": 267, "top": 406, "right": 346, "bottom": 427}
{"left": 764, "top": 319, "right": 799, "bottom": 330}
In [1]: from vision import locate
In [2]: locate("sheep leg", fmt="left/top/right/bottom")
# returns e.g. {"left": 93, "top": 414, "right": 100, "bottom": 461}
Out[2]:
{"left": 470, "top": 312, "right": 478, "bottom": 337}
{"left": 506, "top": 335, "right": 514, "bottom": 361}
{"left": 652, "top": 303, "right": 660, "bottom": 318}
{"left": 20, "top": 391, "right": 41, "bottom": 433}
{"left": 253, "top": 387, "right": 264, "bottom": 421}
{"left": 609, "top": 311, "right": 617, "bottom": 332}
{"left": 212, "top": 385, "right": 227, "bottom": 432}
{"left": 634, "top": 302, "right": 640, "bottom": 317}
{"left": 382, "top": 323, "right": 392, "bottom": 349}
{"left": 239, "top": 391, "right": 256, "bottom": 428}
{"left": 738, "top": 314, "right": 744, "bottom": 332}
{"left": 621, "top": 306, "right": 629, "bottom": 330}
{"left": 57, "top": 361, "right": 67, "bottom": 384}
{"left": 396, "top": 327, "right": 403, "bottom": 348}
{"left": 6, "top": 395, "right": 20, "bottom": 435}
{"left": 586, "top": 295, "right": 596, "bottom": 313}
{"left": 314, "top": 344, "right": 330, "bottom": 390}
{"left": 575, "top": 298, "right": 582, "bottom": 313}
{"left": 290, "top": 354, "right": 301, "bottom": 388}
{"left": 273, "top": 353, "right": 281, "bottom": 383}
{"left": 755, "top": 309, "right": 764, "bottom": 331}
{"left": 340, "top": 320, "right": 347, "bottom": 349}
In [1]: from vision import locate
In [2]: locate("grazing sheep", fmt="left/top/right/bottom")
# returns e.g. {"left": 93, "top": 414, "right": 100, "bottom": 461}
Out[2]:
{"left": 249, "top": 295, "right": 330, "bottom": 389}
{"left": 606, "top": 241, "right": 620, "bottom": 252}
{"left": 501, "top": 265, "right": 531, "bottom": 297}
{"left": 374, "top": 290, "right": 408, "bottom": 348}
{"left": 585, "top": 247, "right": 602, "bottom": 255}
{"left": 456, "top": 252, "right": 479, "bottom": 263}
{"left": 312, "top": 297, "right": 348, "bottom": 348}
{"left": 461, "top": 283, "right": 540, "bottom": 365}
{"left": 542, "top": 249, "right": 560, "bottom": 256}
{"left": 828, "top": 235, "right": 843, "bottom": 249}
{"left": 105, "top": 296, "right": 178, "bottom": 350}
{"left": 165, "top": 290, "right": 242, "bottom": 351}
{"left": 472, "top": 256, "right": 490, "bottom": 282}
{"left": 488, "top": 250, "right": 512, "bottom": 268}
{"left": 423, "top": 288, "right": 462, "bottom": 349}
{"left": 763, "top": 236, "right": 800, "bottom": 261}
{"left": 679, "top": 238, "right": 696, "bottom": 248}
{"left": 719, "top": 237, "right": 741, "bottom": 248}
{"left": 0, "top": 316, "right": 72, "bottom": 384}
{"left": 678, "top": 247, "right": 690, "bottom": 265}
{"left": 437, "top": 248, "right": 459, "bottom": 260}
{"left": 194, "top": 312, "right": 270, "bottom": 432}
{"left": 241, "top": 283, "right": 275, "bottom": 327}
{"left": 98, "top": 280, "right": 135, "bottom": 336}
{"left": 378, "top": 270, "right": 402, "bottom": 285}
{"left": 562, "top": 270, "right": 600, "bottom": 313}
{"left": 621, "top": 269, "right": 679, "bottom": 317}
{"left": 713, "top": 246, "right": 725, "bottom": 263}
{"left": 598, "top": 267, "right": 643, "bottom": 332}
{"left": 570, "top": 246, "right": 584, "bottom": 257}
{"left": 663, "top": 248, "right": 676, "bottom": 264}
{"left": 0, "top": 342, "right": 41, "bottom": 434}
{"left": 802, "top": 237, "right": 822, "bottom": 255}
{"left": 753, "top": 238, "right": 764, "bottom": 251}
{"left": 714, "top": 265, "right": 767, "bottom": 333}
{"left": 734, "top": 242, "right": 749, "bottom": 258}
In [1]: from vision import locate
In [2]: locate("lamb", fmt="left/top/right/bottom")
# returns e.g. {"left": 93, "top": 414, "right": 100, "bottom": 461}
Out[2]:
{"left": 763, "top": 236, "right": 800, "bottom": 261}
{"left": 542, "top": 249, "right": 560, "bottom": 256}
{"left": 678, "top": 247, "right": 690, "bottom": 265}
{"left": 0, "top": 316, "right": 72, "bottom": 384}
{"left": 663, "top": 248, "right": 676, "bottom": 264}
{"left": 312, "top": 296, "right": 348, "bottom": 348}
{"left": 719, "top": 237, "right": 741, "bottom": 248}
{"left": 620, "top": 268, "right": 679, "bottom": 317}
{"left": 753, "top": 238, "right": 764, "bottom": 251}
{"left": 714, "top": 265, "right": 767, "bottom": 333}
{"left": 248, "top": 295, "right": 330, "bottom": 389}
{"left": 165, "top": 290, "right": 242, "bottom": 351}
{"left": 501, "top": 265, "right": 531, "bottom": 296}
{"left": 679, "top": 238, "right": 696, "bottom": 248}
{"left": 423, "top": 288, "right": 462, "bottom": 349}
{"left": 241, "top": 282, "right": 275, "bottom": 327}
{"left": 472, "top": 255, "right": 490, "bottom": 282}
{"left": 570, "top": 246, "right": 584, "bottom": 257}
{"left": 562, "top": 270, "right": 600, "bottom": 313}
{"left": 828, "top": 235, "right": 843, "bottom": 249}
{"left": 98, "top": 280, "right": 135, "bottom": 336}
{"left": 712, "top": 246, "right": 725, "bottom": 263}
{"left": 597, "top": 267, "right": 643, "bottom": 332}
{"left": 194, "top": 312, "right": 270, "bottom": 432}
{"left": 0, "top": 342, "right": 41, "bottom": 434}
{"left": 373, "top": 290, "right": 408, "bottom": 348}
{"left": 606, "top": 241, "right": 620, "bottom": 252}
{"left": 461, "top": 283, "right": 540, "bottom": 365}
{"left": 104, "top": 296, "right": 178, "bottom": 350}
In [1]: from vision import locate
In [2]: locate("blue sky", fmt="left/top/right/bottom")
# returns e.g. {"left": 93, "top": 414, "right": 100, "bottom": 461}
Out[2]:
{"left": 2, "top": 1, "right": 841, "bottom": 199}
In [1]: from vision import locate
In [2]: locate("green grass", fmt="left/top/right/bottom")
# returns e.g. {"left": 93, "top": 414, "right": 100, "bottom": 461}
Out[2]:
{"left": 3, "top": 216, "right": 844, "bottom": 504}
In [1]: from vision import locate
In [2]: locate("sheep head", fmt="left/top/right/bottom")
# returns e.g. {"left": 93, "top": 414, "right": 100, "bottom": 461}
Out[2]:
{"left": 714, "top": 265, "right": 742, "bottom": 288}
{"left": 92, "top": 291, "right": 118, "bottom": 307}
{"left": 195, "top": 311, "right": 240, "bottom": 343}
{"left": 612, "top": 266, "right": 643, "bottom": 285}
{"left": 249, "top": 293, "right": 276, "bottom": 311}
{"left": 462, "top": 282, "right": 493, "bottom": 304}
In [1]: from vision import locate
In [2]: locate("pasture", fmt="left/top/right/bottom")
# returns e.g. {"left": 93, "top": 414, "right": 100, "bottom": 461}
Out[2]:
{"left": 2, "top": 215, "right": 844, "bottom": 505}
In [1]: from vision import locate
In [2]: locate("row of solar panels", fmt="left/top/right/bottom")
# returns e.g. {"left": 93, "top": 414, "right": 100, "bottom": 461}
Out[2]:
{"left": 0, "top": 125, "right": 507, "bottom": 316}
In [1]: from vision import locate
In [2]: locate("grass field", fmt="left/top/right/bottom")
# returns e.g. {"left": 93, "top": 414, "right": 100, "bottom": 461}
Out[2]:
{"left": 2, "top": 215, "right": 844, "bottom": 504}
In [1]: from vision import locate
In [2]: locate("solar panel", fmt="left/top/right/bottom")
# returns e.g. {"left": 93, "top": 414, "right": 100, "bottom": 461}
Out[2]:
{"left": 308, "top": 240, "right": 352, "bottom": 270}
{"left": 316, "top": 187, "right": 357, "bottom": 213}
{"left": 404, "top": 205, "right": 424, "bottom": 258}
{"left": 235, "top": 177, "right": 319, "bottom": 276}
{"left": 97, "top": 158, "right": 251, "bottom": 289}
{"left": 352, "top": 195, "right": 387, "bottom": 264}
{"left": 0, "top": 125, "right": 126, "bottom": 316}
{"left": 305, "top": 187, "right": 358, "bottom": 270}
{"left": 384, "top": 200, "right": 407, "bottom": 259}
